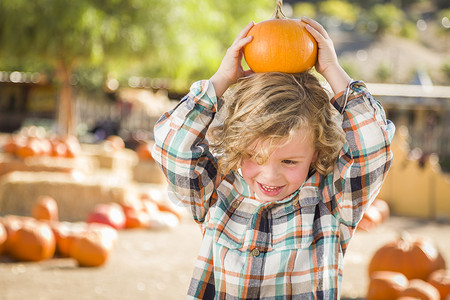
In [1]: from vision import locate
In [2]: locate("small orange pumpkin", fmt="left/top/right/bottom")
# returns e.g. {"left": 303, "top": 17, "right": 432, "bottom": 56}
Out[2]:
{"left": 136, "top": 141, "right": 155, "bottom": 161}
{"left": 9, "top": 220, "right": 56, "bottom": 261}
{"left": 427, "top": 269, "right": 450, "bottom": 299}
{"left": 243, "top": 0, "right": 317, "bottom": 73}
{"left": 120, "top": 197, "right": 152, "bottom": 229}
{"left": 1, "top": 215, "right": 34, "bottom": 255}
{"left": 50, "top": 139, "right": 68, "bottom": 157}
{"left": 3, "top": 135, "right": 18, "bottom": 154}
{"left": 368, "top": 234, "right": 446, "bottom": 280}
{"left": 367, "top": 271, "right": 409, "bottom": 300}
{"left": 69, "top": 224, "right": 117, "bottom": 267}
{"left": 64, "top": 135, "right": 81, "bottom": 158}
{"left": 49, "top": 221, "right": 87, "bottom": 257}
{"left": 124, "top": 209, "right": 151, "bottom": 229}
{"left": 32, "top": 195, "right": 59, "bottom": 221}
{"left": 16, "top": 138, "right": 43, "bottom": 158}
{"left": 357, "top": 204, "right": 382, "bottom": 232}
{"left": 399, "top": 279, "right": 440, "bottom": 300}
{"left": 0, "top": 222, "right": 6, "bottom": 255}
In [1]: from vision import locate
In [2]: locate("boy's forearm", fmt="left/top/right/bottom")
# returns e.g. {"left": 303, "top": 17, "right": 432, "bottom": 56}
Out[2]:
{"left": 321, "top": 64, "right": 352, "bottom": 95}
{"left": 210, "top": 72, "right": 231, "bottom": 99}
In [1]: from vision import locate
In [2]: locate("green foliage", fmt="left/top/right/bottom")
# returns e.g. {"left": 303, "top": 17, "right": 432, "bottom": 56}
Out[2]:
{"left": 347, "top": 0, "right": 387, "bottom": 10}
{"left": 148, "top": 0, "right": 273, "bottom": 87}
{"left": 340, "top": 60, "right": 360, "bottom": 79}
{"left": 400, "top": 21, "right": 418, "bottom": 39}
{"left": 0, "top": 0, "right": 447, "bottom": 91}
{"left": 292, "top": 3, "right": 317, "bottom": 19}
{"left": 0, "top": 0, "right": 273, "bottom": 90}
{"left": 442, "top": 61, "right": 450, "bottom": 81}
{"left": 0, "top": 0, "right": 171, "bottom": 85}
{"left": 375, "top": 62, "right": 393, "bottom": 82}
{"left": 73, "top": 67, "right": 107, "bottom": 93}
{"left": 319, "top": 0, "right": 360, "bottom": 25}
{"left": 368, "top": 3, "right": 405, "bottom": 35}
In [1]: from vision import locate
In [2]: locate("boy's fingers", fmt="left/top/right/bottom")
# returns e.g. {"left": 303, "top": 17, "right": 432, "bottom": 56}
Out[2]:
{"left": 229, "top": 35, "right": 253, "bottom": 55}
{"left": 234, "top": 21, "right": 255, "bottom": 44}
{"left": 236, "top": 36, "right": 253, "bottom": 49}
{"left": 304, "top": 23, "right": 325, "bottom": 44}
{"left": 302, "top": 17, "right": 329, "bottom": 39}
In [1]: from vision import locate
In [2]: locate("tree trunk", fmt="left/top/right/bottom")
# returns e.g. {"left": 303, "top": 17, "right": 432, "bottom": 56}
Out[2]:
{"left": 56, "top": 61, "right": 75, "bottom": 137}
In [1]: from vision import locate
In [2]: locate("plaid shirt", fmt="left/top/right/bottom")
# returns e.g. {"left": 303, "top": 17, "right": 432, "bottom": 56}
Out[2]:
{"left": 152, "top": 79, "right": 395, "bottom": 299}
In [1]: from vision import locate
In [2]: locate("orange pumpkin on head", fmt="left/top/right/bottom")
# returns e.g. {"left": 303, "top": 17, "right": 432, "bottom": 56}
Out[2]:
{"left": 243, "top": 0, "right": 317, "bottom": 73}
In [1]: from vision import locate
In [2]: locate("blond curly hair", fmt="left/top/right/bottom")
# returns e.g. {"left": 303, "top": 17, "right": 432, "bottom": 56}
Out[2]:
{"left": 210, "top": 71, "right": 345, "bottom": 176}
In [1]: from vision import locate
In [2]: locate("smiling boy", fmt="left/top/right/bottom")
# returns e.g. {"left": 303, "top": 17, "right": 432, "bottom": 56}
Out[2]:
{"left": 152, "top": 18, "right": 394, "bottom": 299}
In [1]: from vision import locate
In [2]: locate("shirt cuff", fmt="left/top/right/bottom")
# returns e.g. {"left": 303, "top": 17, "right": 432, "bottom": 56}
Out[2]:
{"left": 188, "top": 80, "right": 219, "bottom": 112}
{"left": 330, "top": 80, "right": 366, "bottom": 114}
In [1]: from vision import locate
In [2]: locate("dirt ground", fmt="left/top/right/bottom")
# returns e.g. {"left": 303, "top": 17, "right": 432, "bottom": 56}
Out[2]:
{"left": 0, "top": 216, "right": 449, "bottom": 300}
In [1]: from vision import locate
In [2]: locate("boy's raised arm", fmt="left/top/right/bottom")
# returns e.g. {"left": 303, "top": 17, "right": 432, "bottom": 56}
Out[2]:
{"left": 210, "top": 21, "right": 254, "bottom": 99}
{"left": 302, "top": 17, "right": 351, "bottom": 95}
{"left": 303, "top": 17, "right": 395, "bottom": 244}
{"left": 151, "top": 22, "right": 256, "bottom": 224}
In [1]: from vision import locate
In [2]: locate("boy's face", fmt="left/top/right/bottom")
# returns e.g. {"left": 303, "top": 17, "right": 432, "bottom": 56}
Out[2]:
{"left": 241, "top": 128, "right": 317, "bottom": 203}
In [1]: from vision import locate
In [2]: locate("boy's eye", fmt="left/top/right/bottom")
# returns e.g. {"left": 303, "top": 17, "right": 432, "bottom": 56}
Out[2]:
{"left": 282, "top": 160, "right": 298, "bottom": 165}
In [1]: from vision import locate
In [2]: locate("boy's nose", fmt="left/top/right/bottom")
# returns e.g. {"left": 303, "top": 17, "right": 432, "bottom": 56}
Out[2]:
{"left": 260, "top": 163, "right": 281, "bottom": 181}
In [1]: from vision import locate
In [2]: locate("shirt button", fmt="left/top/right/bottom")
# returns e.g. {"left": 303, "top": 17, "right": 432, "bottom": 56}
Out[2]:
{"left": 231, "top": 200, "right": 240, "bottom": 209}
{"left": 251, "top": 248, "right": 260, "bottom": 257}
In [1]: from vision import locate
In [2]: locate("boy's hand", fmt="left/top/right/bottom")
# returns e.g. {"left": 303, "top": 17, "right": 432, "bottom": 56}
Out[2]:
{"left": 302, "top": 17, "right": 351, "bottom": 94}
{"left": 210, "top": 21, "right": 255, "bottom": 99}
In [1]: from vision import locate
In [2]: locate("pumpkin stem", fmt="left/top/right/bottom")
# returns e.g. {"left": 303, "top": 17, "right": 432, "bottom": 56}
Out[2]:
{"left": 271, "top": 0, "right": 286, "bottom": 19}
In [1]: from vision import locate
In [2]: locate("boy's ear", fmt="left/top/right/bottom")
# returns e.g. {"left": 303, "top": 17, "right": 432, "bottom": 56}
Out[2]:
{"left": 312, "top": 150, "right": 319, "bottom": 162}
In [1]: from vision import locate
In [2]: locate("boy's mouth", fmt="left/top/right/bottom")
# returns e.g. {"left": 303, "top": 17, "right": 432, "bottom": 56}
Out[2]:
{"left": 258, "top": 182, "right": 284, "bottom": 194}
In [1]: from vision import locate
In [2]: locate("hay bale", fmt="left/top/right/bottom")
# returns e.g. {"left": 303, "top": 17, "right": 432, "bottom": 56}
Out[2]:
{"left": 0, "top": 153, "right": 98, "bottom": 177}
{"left": 0, "top": 171, "right": 138, "bottom": 222}
{"left": 81, "top": 144, "right": 138, "bottom": 179}
{"left": 133, "top": 161, "right": 167, "bottom": 184}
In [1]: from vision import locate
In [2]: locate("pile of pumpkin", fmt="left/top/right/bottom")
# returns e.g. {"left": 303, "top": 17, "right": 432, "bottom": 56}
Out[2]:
{"left": 367, "top": 233, "right": 450, "bottom": 300}
{"left": 3, "top": 132, "right": 81, "bottom": 159}
{"left": 0, "top": 194, "right": 182, "bottom": 267}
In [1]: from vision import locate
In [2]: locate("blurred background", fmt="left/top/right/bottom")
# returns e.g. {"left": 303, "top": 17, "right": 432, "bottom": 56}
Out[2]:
{"left": 0, "top": 0, "right": 449, "bottom": 299}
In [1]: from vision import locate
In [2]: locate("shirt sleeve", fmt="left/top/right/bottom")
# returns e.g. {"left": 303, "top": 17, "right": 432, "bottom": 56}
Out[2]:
{"left": 151, "top": 80, "right": 221, "bottom": 224}
{"left": 322, "top": 81, "right": 395, "bottom": 241}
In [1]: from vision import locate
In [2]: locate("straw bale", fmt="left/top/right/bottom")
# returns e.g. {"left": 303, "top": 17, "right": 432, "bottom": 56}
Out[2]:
{"left": 81, "top": 144, "right": 138, "bottom": 173}
{"left": 0, "top": 153, "right": 98, "bottom": 177}
{"left": 0, "top": 171, "right": 138, "bottom": 222}
{"left": 133, "top": 161, "right": 167, "bottom": 184}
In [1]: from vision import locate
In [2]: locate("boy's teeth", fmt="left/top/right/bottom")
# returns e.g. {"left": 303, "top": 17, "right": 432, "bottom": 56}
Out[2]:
{"left": 261, "top": 184, "right": 280, "bottom": 192}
